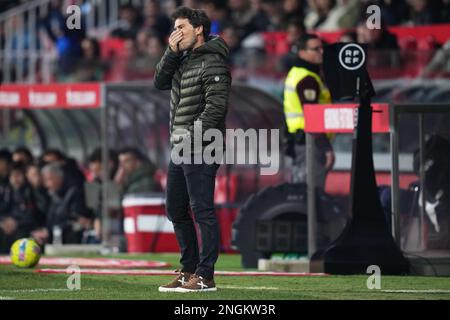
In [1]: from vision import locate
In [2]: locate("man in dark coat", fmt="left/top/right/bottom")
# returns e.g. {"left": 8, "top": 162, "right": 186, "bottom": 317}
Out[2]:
{"left": 154, "top": 6, "right": 231, "bottom": 293}
{"left": 42, "top": 163, "right": 93, "bottom": 244}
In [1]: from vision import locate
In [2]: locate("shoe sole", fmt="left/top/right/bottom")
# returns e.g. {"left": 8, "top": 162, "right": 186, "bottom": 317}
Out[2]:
{"left": 158, "top": 286, "right": 180, "bottom": 292}
{"left": 175, "top": 287, "right": 217, "bottom": 292}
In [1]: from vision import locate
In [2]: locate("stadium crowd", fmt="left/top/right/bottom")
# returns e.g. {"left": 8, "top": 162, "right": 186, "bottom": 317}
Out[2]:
{"left": 0, "top": 146, "right": 159, "bottom": 253}
{"left": 2, "top": 0, "right": 447, "bottom": 82}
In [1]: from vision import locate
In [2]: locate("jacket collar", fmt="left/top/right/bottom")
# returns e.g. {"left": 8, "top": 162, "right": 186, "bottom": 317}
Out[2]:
{"left": 293, "top": 58, "right": 321, "bottom": 75}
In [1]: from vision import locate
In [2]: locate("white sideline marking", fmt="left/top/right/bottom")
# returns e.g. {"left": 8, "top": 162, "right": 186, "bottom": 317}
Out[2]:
{"left": 0, "top": 288, "right": 94, "bottom": 293}
{"left": 382, "top": 290, "right": 450, "bottom": 294}
{"left": 0, "top": 296, "right": 15, "bottom": 300}
{"left": 221, "top": 285, "right": 280, "bottom": 290}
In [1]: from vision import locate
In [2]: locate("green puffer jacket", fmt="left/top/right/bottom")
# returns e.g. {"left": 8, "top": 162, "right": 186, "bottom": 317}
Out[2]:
{"left": 154, "top": 36, "right": 231, "bottom": 149}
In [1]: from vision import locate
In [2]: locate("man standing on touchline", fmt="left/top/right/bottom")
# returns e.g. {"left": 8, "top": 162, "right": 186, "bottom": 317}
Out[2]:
{"left": 154, "top": 6, "right": 231, "bottom": 292}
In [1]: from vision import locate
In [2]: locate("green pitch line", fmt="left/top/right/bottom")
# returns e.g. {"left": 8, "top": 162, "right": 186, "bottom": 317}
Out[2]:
{"left": 1, "top": 253, "right": 450, "bottom": 300}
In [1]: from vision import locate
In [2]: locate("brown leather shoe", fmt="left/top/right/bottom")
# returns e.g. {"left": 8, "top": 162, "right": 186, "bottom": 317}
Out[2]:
{"left": 158, "top": 270, "right": 193, "bottom": 292}
{"left": 175, "top": 274, "right": 217, "bottom": 292}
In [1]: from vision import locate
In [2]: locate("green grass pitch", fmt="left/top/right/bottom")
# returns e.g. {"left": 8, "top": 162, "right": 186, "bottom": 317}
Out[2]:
{"left": 1, "top": 253, "right": 450, "bottom": 300}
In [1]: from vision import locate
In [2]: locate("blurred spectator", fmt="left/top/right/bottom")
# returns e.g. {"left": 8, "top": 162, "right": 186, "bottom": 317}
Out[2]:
{"left": 420, "top": 39, "right": 450, "bottom": 77}
{"left": 340, "top": 30, "right": 357, "bottom": 43}
{"left": 12, "top": 147, "right": 34, "bottom": 166}
{"left": 304, "top": 0, "right": 336, "bottom": 30}
{"left": 356, "top": 20, "right": 399, "bottom": 50}
{"left": 228, "top": 0, "right": 269, "bottom": 40}
{"left": 280, "top": 0, "right": 306, "bottom": 29}
{"left": 114, "top": 147, "right": 158, "bottom": 196}
{"left": 26, "top": 164, "right": 50, "bottom": 220}
{"left": 0, "top": 0, "right": 27, "bottom": 13}
{"left": 222, "top": 25, "right": 244, "bottom": 65}
{"left": 40, "top": 0, "right": 85, "bottom": 77}
{"left": 201, "top": 0, "right": 230, "bottom": 34}
{"left": 110, "top": 4, "right": 142, "bottom": 39}
{"left": 260, "top": 0, "right": 283, "bottom": 31}
{"left": 136, "top": 30, "right": 151, "bottom": 55}
{"left": 0, "top": 162, "right": 45, "bottom": 239}
{"left": 183, "top": 0, "right": 203, "bottom": 8}
{"left": 71, "top": 38, "right": 107, "bottom": 82}
{"left": 41, "top": 149, "right": 86, "bottom": 190}
{"left": 0, "top": 149, "right": 13, "bottom": 213}
{"left": 145, "top": 33, "right": 166, "bottom": 69}
{"left": 407, "top": 0, "right": 443, "bottom": 25}
{"left": 360, "top": 0, "right": 410, "bottom": 26}
{"left": 0, "top": 217, "right": 16, "bottom": 253}
{"left": 87, "top": 148, "right": 119, "bottom": 243}
{"left": 278, "top": 20, "right": 307, "bottom": 72}
{"left": 123, "top": 32, "right": 164, "bottom": 79}
{"left": 141, "top": 0, "right": 172, "bottom": 40}
{"left": 42, "top": 163, "right": 93, "bottom": 244}
{"left": 316, "top": 0, "right": 360, "bottom": 31}
{"left": 88, "top": 148, "right": 119, "bottom": 183}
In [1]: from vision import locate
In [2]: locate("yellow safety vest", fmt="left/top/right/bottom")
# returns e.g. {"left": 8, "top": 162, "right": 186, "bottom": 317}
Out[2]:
{"left": 283, "top": 67, "right": 331, "bottom": 133}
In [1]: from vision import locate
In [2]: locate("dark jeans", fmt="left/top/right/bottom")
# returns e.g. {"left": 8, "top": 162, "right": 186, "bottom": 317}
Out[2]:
{"left": 166, "top": 160, "right": 220, "bottom": 279}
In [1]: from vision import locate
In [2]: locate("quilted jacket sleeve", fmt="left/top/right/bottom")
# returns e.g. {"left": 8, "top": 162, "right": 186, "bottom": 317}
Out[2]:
{"left": 154, "top": 47, "right": 181, "bottom": 90}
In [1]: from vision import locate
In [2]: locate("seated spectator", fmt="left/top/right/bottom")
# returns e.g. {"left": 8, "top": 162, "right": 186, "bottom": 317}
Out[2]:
{"left": 145, "top": 33, "right": 166, "bottom": 70}
{"left": 420, "top": 40, "right": 450, "bottom": 78}
{"left": 340, "top": 30, "right": 357, "bottom": 43}
{"left": 280, "top": 0, "right": 306, "bottom": 29}
{"left": 141, "top": 0, "right": 172, "bottom": 40}
{"left": 26, "top": 164, "right": 50, "bottom": 221}
{"left": 0, "top": 163, "right": 45, "bottom": 239}
{"left": 260, "top": 0, "right": 283, "bottom": 31}
{"left": 110, "top": 4, "right": 142, "bottom": 39}
{"left": 356, "top": 20, "right": 399, "bottom": 50}
{"left": 201, "top": 0, "right": 230, "bottom": 34}
{"left": 0, "top": 216, "right": 17, "bottom": 253}
{"left": 408, "top": 0, "right": 442, "bottom": 25}
{"left": 42, "top": 163, "right": 93, "bottom": 244}
{"left": 41, "top": 149, "right": 86, "bottom": 190}
{"left": 304, "top": 0, "right": 336, "bottom": 30}
{"left": 356, "top": 20, "right": 400, "bottom": 68}
{"left": 40, "top": 0, "right": 85, "bottom": 79}
{"left": 0, "top": 149, "right": 12, "bottom": 213}
{"left": 316, "top": 0, "right": 360, "bottom": 31}
{"left": 123, "top": 34, "right": 163, "bottom": 79}
{"left": 278, "top": 20, "right": 307, "bottom": 72}
{"left": 71, "top": 38, "right": 108, "bottom": 82}
{"left": 12, "top": 146, "right": 34, "bottom": 166}
{"left": 228, "top": 0, "right": 270, "bottom": 40}
{"left": 114, "top": 147, "right": 158, "bottom": 196}
{"left": 87, "top": 148, "right": 119, "bottom": 243}
{"left": 222, "top": 25, "right": 244, "bottom": 65}
{"left": 360, "top": 0, "right": 410, "bottom": 26}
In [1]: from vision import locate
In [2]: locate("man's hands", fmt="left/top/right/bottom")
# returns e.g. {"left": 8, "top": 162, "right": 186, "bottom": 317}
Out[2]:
{"left": 168, "top": 30, "right": 183, "bottom": 53}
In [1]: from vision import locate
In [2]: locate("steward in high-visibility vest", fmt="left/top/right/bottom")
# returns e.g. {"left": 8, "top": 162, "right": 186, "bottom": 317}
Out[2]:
{"left": 282, "top": 34, "right": 335, "bottom": 188}
{"left": 283, "top": 66, "right": 331, "bottom": 133}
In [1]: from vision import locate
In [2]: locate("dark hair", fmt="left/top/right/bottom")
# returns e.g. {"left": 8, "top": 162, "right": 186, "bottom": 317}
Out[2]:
{"left": 0, "top": 149, "right": 12, "bottom": 162}
{"left": 293, "top": 33, "right": 321, "bottom": 52}
{"left": 84, "top": 38, "right": 101, "bottom": 58}
{"left": 42, "top": 149, "right": 66, "bottom": 161}
{"left": 172, "top": 6, "right": 211, "bottom": 40}
{"left": 89, "top": 148, "right": 118, "bottom": 164}
{"left": 13, "top": 146, "right": 34, "bottom": 162}
{"left": 286, "top": 19, "right": 306, "bottom": 33}
{"left": 10, "top": 161, "right": 26, "bottom": 175}
{"left": 118, "top": 146, "right": 146, "bottom": 162}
